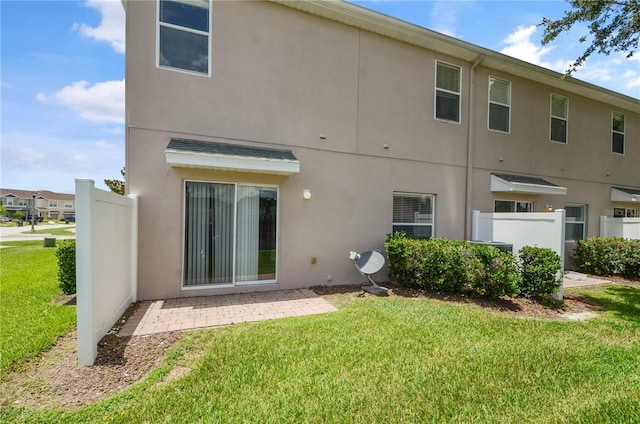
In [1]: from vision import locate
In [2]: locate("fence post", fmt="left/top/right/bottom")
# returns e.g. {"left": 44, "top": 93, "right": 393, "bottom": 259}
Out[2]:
{"left": 128, "top": 194, "right": 138, "bottom": 303}
{"left": 75, "top": 179, "right": 96, "bottom": 366}
{"left": 553, "top": 209, "right": 566, "bottom": 301}
{"left": 471, "top": 210, "right": 480, "bottom": 241}
{"left": 600, "top": 215, "right": 606, "bottom": 237}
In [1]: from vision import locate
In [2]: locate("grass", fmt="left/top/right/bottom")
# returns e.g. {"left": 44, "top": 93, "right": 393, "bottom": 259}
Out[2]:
{"left": 3, "top": 283, "right": 639, "bottom": 423}
{"left": 20, "top": 226, "right": 75, "bottom": 236}
{"left": 0, "top": 241, "right": 76, "bottom": 376}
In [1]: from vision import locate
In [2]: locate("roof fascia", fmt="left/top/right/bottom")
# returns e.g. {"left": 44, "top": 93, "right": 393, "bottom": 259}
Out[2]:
{"left": 164, "top": 149, "right": 300, "bottom": 175}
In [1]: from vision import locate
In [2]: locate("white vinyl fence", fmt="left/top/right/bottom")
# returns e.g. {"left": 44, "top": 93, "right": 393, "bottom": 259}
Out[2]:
{"left": 76, "top": 179, "right": 138, "bottom": 366}
{"left": 600, "top": 216, "right": 640, "bottom": 239}
{"left": 472, "top": 209, "right": 566, "bottom": 299}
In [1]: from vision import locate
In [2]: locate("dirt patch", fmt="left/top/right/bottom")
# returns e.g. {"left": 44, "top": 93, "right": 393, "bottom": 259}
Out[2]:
{"left": 2, "top": 324, "right": 184, "bottom": 410}
{"left": 2, "top": 278, "right": 637, "bottom": 411}
{"left": 310, "top": 281, "right": 617, "bottom": 320}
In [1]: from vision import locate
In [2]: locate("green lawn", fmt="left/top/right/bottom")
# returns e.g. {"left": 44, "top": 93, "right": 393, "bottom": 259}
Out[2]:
{"left": 21, "top": 226, "right": 76, "bottom": 236}
{"left": 3, "top": 282, "right": 639, "bottom": 423}
{"left": 0, "top": 241, "right": 76, "bottom": 375}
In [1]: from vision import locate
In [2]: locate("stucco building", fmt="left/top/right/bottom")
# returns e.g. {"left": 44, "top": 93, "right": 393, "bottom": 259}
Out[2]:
{"left": 124, "top": 0, "right": 639, "bottom": 300}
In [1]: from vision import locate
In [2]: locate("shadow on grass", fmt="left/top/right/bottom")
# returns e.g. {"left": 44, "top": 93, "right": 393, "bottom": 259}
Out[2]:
{"left": 569, "top": 285, "right": 640, "bottom": 323}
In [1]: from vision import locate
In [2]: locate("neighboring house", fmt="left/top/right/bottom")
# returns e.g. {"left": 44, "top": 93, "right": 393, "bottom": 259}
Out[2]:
{"left": 124, "top": 0, "right": 639, "bottom": 300}
{"left": 0, "top": 188, "right": 75, "bottom": 220}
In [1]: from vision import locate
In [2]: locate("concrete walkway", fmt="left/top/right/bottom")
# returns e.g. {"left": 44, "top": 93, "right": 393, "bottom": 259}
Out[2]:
{"left": 119, "top": 289, "right": 337, "bottom": 337}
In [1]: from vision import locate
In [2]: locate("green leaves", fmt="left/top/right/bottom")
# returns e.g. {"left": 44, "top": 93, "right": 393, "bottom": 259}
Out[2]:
{"left": 55, "top": 239, "right": 76, "bottom": 295}
{"left": 540, "top": 0, "right": 639, "bottom": 75}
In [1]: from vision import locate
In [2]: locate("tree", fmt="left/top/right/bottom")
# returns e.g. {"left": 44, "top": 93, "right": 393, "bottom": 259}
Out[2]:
{"left": 0, "top": 204, "right": 7, "bottom": 218}
{"left": 13, "top": 211, "right": 25, "bottom": 221}
{"left": 104, "top": 167, "right": 125, "bottom": 195}
{"left": 540, "top": 0, "right": 640, "bottom": 75}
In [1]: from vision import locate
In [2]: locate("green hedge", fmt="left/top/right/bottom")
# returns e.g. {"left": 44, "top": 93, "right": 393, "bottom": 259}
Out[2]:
{"left": 385, "top": 233, "right": 563, "bottom": 298}
{"left": 518, "top": 246, "right": 562, "bottom": 297}
{"left": 385, "top": 233, "right": 520, "bottom": 299}
{"left": 574, "top": 237, "right": 640, "bottom": 280}
{"left": 55, "top": 239, "right": 76, "bottom": 295}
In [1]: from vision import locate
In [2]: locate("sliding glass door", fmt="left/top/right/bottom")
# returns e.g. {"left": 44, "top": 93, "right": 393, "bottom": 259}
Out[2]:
{"left": 183, "top": 181, "right": 278, "bottom": 287}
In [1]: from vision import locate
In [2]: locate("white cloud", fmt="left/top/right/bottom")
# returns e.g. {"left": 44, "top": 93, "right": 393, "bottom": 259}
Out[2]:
{"left": 36, "top": 79, "right": 125, "bottom": 124}
{"left": 430, "top": 1, "right": 461, "bottom": 37}
{"left": 73, "top": 0, "right": 125, "bottom": 54}
{"left": 500, "top": 25, "right": 570, "bottom": 71}
{"left": 95, "top": 140, "right": 115, "bottom": 148}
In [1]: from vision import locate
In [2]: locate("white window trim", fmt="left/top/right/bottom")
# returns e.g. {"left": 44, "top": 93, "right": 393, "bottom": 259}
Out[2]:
{"left": 181, "top": 179, "right": 280, "bottom": 290}
{"left": 611, "top": 111, "right": 625, "bottom": 156}
{"left": 487, "top": 76, "right": 511, "bottom": 134}
{"left": 156, "top": 0, "right": 212, "bottom": 77}
{"left": 550, "top": 93, "right": 569, "bottom": 144}
{"left": 565, "top": 203, "right": 586, "bottom": 241}
{"left": 392, "top": 192, "right": 436, "bottom": 238}
{"left": 434, "top": 61, "right": 462, "bottom": 124}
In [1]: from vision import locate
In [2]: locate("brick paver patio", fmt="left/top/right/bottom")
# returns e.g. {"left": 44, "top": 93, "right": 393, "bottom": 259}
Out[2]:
{"left": 119, "top": 289, "right": 337, "bottom": 336}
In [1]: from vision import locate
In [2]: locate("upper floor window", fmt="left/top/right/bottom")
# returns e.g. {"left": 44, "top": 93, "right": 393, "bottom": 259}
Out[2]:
{"left": 488, "top": 76, "right": 511, "bottom": 133}
{"left": 158, "top": 0, "right": 210, "bottom": 75}
{"left": 393, "top": 192, "right": 435, "bottom": 239}
{"left": 612, "top": 112, "right": 625, "bottom": 155}
{"left": 64, "top": 202, "right": 74, "bottom": 209}
{"left": 49, "top": 201, "right": 58, "bottom": 208}
{"left": 435, "top": 61, "right": 461, "bottom": 123}
{"left": 550, "top": 94, "right": 568, "bottom": 144}
{"left": 5, "top": 198, "right": 14, "bottom": 206}
{"left": 494, "top": 200, "right": 533, "bottom": 213}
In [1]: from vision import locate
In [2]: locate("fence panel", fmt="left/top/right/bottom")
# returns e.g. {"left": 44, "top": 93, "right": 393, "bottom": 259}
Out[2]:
{"left": 600, "top": 216, "right": 640, "bottom": 239}
{"left": 472, "top": 209, "right": 565, "bottom": 299}
{"left": 76, "top": 179, "right": 138, "bottom": 366}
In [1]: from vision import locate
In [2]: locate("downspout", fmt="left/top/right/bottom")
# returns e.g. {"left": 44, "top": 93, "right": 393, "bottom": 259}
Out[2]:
{"left": 464, "top": 54, "right": 484, "bottom": 240}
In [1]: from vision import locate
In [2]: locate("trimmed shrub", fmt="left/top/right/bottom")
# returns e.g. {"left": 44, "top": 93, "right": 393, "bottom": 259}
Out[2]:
{"left": 55, "top": 239, "right": 76, "bottom": 295}
{"left": 470, "top": 244, "right": 521, "bottom": 299}
{"left": 518, "top": 246, "right": 562, "bottom": 297}
{"left": 574, "top": 237, "right": 639, "bottom": 279}
{"left": 385, "top": 233, "right": 520, "bottom": 298}
{"left": 624, "top": 239, "right": 640, "bottom": 280}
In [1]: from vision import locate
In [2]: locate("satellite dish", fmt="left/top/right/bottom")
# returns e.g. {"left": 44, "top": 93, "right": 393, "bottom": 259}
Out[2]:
{"left": 349, "top": 250, "right": 387, "bottom": 295}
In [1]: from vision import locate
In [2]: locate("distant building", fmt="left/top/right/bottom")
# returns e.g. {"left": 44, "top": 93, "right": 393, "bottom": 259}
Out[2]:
{"left": 0, "top": 188, "right": 75, "bottom": 220}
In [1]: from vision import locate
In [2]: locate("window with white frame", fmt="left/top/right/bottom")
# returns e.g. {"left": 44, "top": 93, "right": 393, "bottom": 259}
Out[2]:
{"left": 494, "top": 200, "right": 534, "bottom": 213}
{"left": 612, "top": 112, "right": 625, "bottom": 155}
{"left": 488, "top": 76, "right": 511, "bottom": 132}
{"left": 158, "top": 0, "right": 210, "bottom": 75}
{"left": 550, "top": 94, "right": 568, "bottom": 143}
{"left": 614, "top": 207, "right": 639, "bottom": 218}
{"left": 183, "top": 181, "right": 278, "bottom": 287}
{"left": 565, "top": 204, "right": 586, "bottom": 240}
{"left": 435, "top": 61, "right": 461, "bottom": 122}
{"left": 64, "top": 202, "right": 73, "bottom": 209}
{"left": 5, "top": 198, "right": 13, "bottom": 206}
{"left": 48, "top": 201, "right": 58, "bottom": 208}
{"left": 392, "top": 192, "right": 434, "bottom": 239}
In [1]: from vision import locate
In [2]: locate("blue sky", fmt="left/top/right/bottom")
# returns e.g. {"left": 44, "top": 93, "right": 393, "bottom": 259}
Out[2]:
{"left": 1, "top": 0, "right": 638, "bottom": 194}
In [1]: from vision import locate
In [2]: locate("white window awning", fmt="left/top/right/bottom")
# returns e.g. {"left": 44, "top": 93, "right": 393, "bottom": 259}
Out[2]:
{"left": 164, "top": 138, "right": 300, "bottom": 175}
{"left": 611, "top": 187, "right": 640, "bottom": 203}
{"left": 491, "top": 173, "right": 567, "bottom": 195}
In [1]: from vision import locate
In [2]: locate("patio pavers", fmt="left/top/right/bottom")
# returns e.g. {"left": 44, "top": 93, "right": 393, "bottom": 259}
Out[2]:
{"left": 119, "top": 289, "right": 337, "bottom": 337}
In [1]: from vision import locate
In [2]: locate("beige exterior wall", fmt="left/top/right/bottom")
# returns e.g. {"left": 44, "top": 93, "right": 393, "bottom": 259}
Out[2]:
{"left": 126, "top": 0, "right": 639, "bottom": 300}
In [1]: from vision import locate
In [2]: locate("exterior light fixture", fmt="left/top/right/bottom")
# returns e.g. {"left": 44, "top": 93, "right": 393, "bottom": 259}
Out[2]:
{"left": 303, "top": 189, "right": 311, "bottom": 200}
{"left": 546, "top": 204, "right": 553, "bottom": 211}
